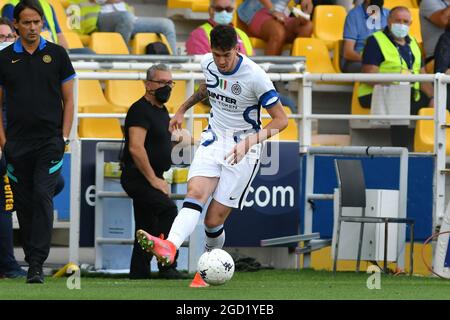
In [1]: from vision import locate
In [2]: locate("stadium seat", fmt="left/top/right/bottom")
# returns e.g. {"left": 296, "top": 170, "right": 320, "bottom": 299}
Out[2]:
{"left": 414, "top": 108, "right": 450, "bottom": 153}
{"left": 48, "top": 0, "right": 71, "bottom": 32}
{"left": 89, "top": 32, "right": 129, "bottom": 54}
{"left": 167, "top": 0, "right": 209, "bottom": 12}
{"left": 166, "top": 80, "right": 186, "bottom": 114}
{"left": 351, "top": 82, "right": 369, "bottom": 116}
{"left": 79, "top": 105, "right": 123, "bottom": 139}
{"left": 78, "top": 79, "right": 116, "bottom": 113}
{"left": 63, "top": 31, "right": 84, "bottom": 49}
{"left": 384, "top": 0, "right": 418, "bottom": 8}
{"left": 130, "top": 33, "right": 173, "bottom": 55}
{"left": 312, "top": 5, "right": 347, "bottom": 50}
{"left": 291, "top": 37, "right": 337, "bottom": 73}
{"left": 409, "top": 8, "right": 422, "bottom": 47}
{"left": 104, "top": 78, "right": 146, "bottom": 113}
{"left": 59, "top": 0, "right": 70, "bottom": 8}
{"left": 262, "top": 107, "right": 299, "bottom": 140}
{"left": 332, "top": 40, "right": 343, "bottom": 73}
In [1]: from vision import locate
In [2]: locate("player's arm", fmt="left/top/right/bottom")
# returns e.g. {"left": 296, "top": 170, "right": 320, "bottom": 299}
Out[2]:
{"left": 226, "top": 101, "right": 288, "bottom": 165}
{"left": 128, "top": 126, "right": 169, "bottom": 195}
{"left": 169, "top": 83, "right": 207, "bottom": 131}
{"left": 0, "top": 87, "right": 5, "bottom": 150}
{"left": 61, "top": 79, "right": 74, "bottom": 140}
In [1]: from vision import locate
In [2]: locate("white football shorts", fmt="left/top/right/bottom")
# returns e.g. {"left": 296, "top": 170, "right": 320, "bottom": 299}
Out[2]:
{"left": 188, "top": 129, "right": 263, "bottom": 209}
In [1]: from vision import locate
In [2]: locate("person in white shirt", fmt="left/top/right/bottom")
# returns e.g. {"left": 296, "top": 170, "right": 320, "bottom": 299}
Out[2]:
{"left": 135, "top": 25, "right": 288, "bottom": 287}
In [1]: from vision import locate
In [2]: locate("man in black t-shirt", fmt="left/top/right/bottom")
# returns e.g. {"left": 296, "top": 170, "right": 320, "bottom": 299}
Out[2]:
{"left": 0, "top": 0, "right": 75, "bottom": 284}
{"left": 120, "top": 64, "right": 189, "bottom": 280}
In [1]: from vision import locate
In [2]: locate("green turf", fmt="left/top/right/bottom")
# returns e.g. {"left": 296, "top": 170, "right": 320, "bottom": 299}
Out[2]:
{"left": 1, "top": 269, "right": 449, "bottom": 300}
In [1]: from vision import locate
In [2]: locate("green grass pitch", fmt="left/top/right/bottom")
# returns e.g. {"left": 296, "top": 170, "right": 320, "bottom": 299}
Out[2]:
{"left": 1, "top": 269, "right": 449, "bottom": 300}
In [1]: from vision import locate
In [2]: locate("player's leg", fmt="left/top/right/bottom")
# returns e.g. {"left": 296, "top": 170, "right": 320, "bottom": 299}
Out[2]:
{"left": 137, "top": 176, "right": 219, "bottom": 266}
{"left": 203, "top": 200, "right": 232, "bottom": 251}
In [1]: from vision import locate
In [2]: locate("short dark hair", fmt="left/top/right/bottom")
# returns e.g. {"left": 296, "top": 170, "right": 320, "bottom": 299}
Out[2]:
{"left": 0, "top": 17, "right": 14, "bottom": 31}
{"left": 210, "top": 25, "right": 238, "bottom": 51}
{"left": 388, "top": 6, "right": 410, "bottom": 19}
{"left": 13, "top": 0, "right": 44, "bottom": 22}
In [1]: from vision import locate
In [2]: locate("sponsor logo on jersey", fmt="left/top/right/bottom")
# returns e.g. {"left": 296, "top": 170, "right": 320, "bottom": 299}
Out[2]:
{"left": 208, "top": 91, "right": 237, "bottom": 104}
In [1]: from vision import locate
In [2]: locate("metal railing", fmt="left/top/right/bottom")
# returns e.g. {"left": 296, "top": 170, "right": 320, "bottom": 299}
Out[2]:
{"left": 66, "top": 60, "right": 450, "bottom": 270}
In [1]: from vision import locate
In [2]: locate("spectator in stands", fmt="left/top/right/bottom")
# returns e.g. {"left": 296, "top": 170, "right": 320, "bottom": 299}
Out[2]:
{"left": 0, "top": 0, "right": 75, "bottom": 283}
{"left": 237, "top": 0, "right": 313, "bottom": 55}
{"left": 0, "top": 17, "right": 26, "bottom": 279}
{"left": 420, "top": 0, "right": 449, "bottom": 69}
{"left": 359, "top": 6, "right": 435, "bottom": 148}
{"left": 72, "top": 0, "right": 177, "bottom": 53}
{"left": 434, "top": 29, "right": 450, "bottom": 107}
{"left": 2, "top": 0, "right": 70, "bottom": 49}
{"left": 120, "top": 64, "right": 190, "bottom": 280}
{"left": 187, "top": 0, "right": 297, "bottom": 112}
{"left": 186, "top": 0, "right": 253, "bottom": 56}
{"left": 342, "top": 0, "right": 389, "bottom": 72}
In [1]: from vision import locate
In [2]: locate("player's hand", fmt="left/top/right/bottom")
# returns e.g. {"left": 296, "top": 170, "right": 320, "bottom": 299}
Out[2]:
{"left": 225, "top": 139, "right": 252, "bottom": 165}
{"left": 169, "top": 111, "right": 184, "bottom": 132}
{"left": 150, "top": 177, "right": 169, "bottom": 195}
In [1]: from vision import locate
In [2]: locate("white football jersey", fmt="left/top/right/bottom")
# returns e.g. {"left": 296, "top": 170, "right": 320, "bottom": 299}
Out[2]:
{"left": 200, "top": 53, "right": 279, "bottom": 138}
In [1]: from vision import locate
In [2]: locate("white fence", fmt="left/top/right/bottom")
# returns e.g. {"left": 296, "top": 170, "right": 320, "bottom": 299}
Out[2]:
{"left": 67, "top": 58, "right": 450, "bottom": 270}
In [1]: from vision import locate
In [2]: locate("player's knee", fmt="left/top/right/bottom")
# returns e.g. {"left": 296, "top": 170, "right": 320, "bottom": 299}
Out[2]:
{"left": 186, "top": 187, "right": 207, "bottom": 203}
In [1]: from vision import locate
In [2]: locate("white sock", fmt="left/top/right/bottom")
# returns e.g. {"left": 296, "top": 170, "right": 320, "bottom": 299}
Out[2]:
{"left": 167, "top": 198, "right": 203, "bottom": 249}
{"left": 205, "top": 225, "right": 225, "bottom": 251}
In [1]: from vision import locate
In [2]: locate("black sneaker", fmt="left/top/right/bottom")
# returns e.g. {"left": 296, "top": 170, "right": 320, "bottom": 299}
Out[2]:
{"left": 158, "top": 268, "right": 190, "bottom": 280}
{"left": 26, "top": 265, "right": 44, "bottom": 284}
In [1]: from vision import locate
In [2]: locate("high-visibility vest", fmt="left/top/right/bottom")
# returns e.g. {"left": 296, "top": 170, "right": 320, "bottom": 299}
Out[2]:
{"left": 9, "top": 0, "right": 58, "bottom": 43}
{"left": 69, "top": 0, "right": 101, "bottom": 35}
{"left": 359, "top": 30, "right": 422, "bottom": 101}
{"left": 200, "top": 22, "right": 253, "bottom": 56}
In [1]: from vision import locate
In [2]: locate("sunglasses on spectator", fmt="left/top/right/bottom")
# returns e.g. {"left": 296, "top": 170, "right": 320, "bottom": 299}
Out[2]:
{"left": 212, "top": 6, "right": 234, "bottom": 12}
{"left": 148, "top": 79, "right": 176, "bottom": 87}
{"left": 0, "top": 34, "right": 15, "bottom": 41}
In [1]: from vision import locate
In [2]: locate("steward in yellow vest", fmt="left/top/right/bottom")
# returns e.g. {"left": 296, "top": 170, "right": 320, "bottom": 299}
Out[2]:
{"left": 358, "top": 7, "right": 434, "bottom": 115}
{"left": 358, "top": 7, "right": 435, "bottom": 149}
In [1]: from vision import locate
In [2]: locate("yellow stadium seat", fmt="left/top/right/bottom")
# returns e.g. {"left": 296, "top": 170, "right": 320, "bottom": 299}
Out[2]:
{"left": 351, "top": 82, "right": 369, "bottom": 115}
{"left": 262, "top": 107, "right": 299, "bottom": 141}
{"left": 414, "top": 108, "right": 450, "bottom": 153}
{"left": 191, "top": 0, "right": 209, "bottom": 12}
{"left": 78, "top": 79, "right": 116, "bottom": 113}
{"left": 167, "top": 0, "right": 209, "bottom": 12}
{"left": 312, "top": 5, "right": 347, "bottom": 50}
{"left": 104, "top": 79, "right": 145, "bottom": 113}
{"left": 48, "top": 0, "right": 71, "bottom": 32}
{"left": 59, "top": 0, "right": 70, "bottom": 8}
{"left": 63, "top": 31, "right": 83, "bottom": 49}
{"left": 409, "top": 8, "right": 422, "bottom": 47}
{"left": 384, "top": 0, "right": 417, "bottom": 8}
{"left": 130, "top": 33, "right": 173, "bottom": 55}
{"left": 291, "top": 37, "right": 336, "bottom": 73}
{"left": 79, "top": 105, "right": 123, "bottom": 139}
{"left": 79, "top": 34, "right": 91, "bottom": 46}
{"left": 166, "top": 80, "right": 186, "bottom": 114}
{"left": 89, "top": 32, "right": 129, "bottom": 54}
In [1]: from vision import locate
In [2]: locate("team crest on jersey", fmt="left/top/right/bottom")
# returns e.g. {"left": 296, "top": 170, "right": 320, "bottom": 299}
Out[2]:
{"left": 231, "top": 83, "right": 241, "bottom": 95}
{"left": 43, "top": 55, "right": 52, "bottom": 63}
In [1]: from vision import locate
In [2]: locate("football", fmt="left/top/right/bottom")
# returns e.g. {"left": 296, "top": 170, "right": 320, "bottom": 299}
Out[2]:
{"left": 197, "top": 249, "right": 235, "bottom": 285}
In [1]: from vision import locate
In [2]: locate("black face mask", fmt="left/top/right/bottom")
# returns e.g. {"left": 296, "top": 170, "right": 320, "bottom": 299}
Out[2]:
{"left": 369, "top": 0, "right": 384, "bottom": 8}
{"left": 154, "top": 85, "right": 172, "bottom": 103}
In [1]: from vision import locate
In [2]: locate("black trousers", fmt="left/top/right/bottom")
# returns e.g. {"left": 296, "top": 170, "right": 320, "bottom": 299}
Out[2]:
{"left": 359, "top": 90, "right": 431, "bottom": 150}
{"left": 4, "top": 137, "right": 65, "bottom": 266}
{"left": 121, "top": 168, "right": 178, "bottom": 278}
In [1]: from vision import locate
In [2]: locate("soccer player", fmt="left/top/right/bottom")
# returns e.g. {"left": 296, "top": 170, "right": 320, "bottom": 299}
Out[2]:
{"left": 136, "top": 24, "right": 288, "bottom": 287}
